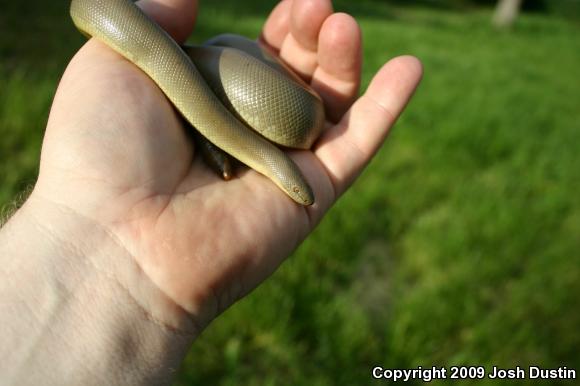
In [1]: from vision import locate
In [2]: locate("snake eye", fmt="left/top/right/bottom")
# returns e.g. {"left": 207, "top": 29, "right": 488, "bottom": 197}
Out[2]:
{"left": 293, "top": 187, "right": 300, "bottom": 193}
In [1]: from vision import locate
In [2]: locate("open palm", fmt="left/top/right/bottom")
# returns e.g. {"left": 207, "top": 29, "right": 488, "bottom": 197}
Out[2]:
{"left": 35, "top": 0, "right": 422, "bottom": 331}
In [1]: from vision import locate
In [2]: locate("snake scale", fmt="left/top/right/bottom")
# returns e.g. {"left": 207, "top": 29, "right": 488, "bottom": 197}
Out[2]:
{"left": 70, "top": 0, "right": 325, "bottom": 205}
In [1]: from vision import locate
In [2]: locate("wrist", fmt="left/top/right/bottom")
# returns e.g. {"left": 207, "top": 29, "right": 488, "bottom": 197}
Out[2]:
{"left": 0, "top": 192, "right": 196, "bottom": 385}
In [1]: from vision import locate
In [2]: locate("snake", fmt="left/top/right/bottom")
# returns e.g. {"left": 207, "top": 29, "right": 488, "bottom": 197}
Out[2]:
{"left": 70, "top": 0, "right": 325, "bottom": 205}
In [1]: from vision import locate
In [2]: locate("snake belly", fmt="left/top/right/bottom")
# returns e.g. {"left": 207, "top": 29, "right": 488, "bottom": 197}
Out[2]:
{"left": 70, "top": 0, "right": 325, "bottom": 205}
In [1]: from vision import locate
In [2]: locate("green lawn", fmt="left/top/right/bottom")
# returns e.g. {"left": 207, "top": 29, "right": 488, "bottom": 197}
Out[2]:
{"left": 1, "top": 1, "right": 579, "bottom": 385}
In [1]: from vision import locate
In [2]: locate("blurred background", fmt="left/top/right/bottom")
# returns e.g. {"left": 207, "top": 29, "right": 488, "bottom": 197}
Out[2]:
{"left": 1, "top": 0, "right": 579, "bottom": 384}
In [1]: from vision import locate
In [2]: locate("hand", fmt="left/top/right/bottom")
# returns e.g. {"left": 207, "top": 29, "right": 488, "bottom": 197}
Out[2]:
{"left": 33, "top": 0, "right": 422, "bottom": 332}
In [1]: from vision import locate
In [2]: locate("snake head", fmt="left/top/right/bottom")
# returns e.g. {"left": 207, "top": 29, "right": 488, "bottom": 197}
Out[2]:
{"left": 289, "top": 183, "right": 314, "bottom": 206}
{"left": 269, "top": 155, "right": 315, "bottom": 206}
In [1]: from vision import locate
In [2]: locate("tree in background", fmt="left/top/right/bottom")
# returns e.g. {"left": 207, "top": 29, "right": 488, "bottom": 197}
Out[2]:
{"left": 493, "top": 0, "right": 524, "bottom": 27}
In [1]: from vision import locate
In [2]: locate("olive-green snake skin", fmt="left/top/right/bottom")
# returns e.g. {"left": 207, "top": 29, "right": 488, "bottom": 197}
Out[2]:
{"left": 70, "top": 0, "right": 325, "bottom": 205}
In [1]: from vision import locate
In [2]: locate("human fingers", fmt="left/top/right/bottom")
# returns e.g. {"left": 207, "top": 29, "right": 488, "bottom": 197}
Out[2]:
{"left": 278, "top": 0, "right": 333, "bottom": 80}
{"left": 312, "top": 12, "right": 362, "bottom": 122}
{"left": 137, "top": 0, "right": 198, "bottom": 43}
{"left": 261, "top": 0, "right": 293, "bottom": 52}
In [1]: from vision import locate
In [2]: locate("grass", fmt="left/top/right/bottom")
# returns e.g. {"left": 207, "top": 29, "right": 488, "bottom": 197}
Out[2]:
{"left": 1, "top": 1, "right": 579, "bottom": 385}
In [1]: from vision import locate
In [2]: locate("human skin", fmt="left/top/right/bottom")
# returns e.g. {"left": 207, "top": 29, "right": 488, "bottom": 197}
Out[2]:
{"left": 0, "top": 0, "right": 422, "bottom": 384}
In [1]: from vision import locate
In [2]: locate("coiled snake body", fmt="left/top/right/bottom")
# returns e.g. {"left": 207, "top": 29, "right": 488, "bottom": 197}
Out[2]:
{"left": 70, "top": 0, "right": 325, "bottom": 205}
